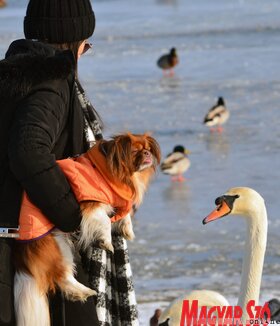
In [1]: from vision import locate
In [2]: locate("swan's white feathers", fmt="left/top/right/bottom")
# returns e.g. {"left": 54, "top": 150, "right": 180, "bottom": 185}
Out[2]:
{"left": 158, "top": 187, "right": 267, "bottom": 325}
{"left": 225, "top": 187, "right": 265, "bottom": 217}
{"left": 158, "top": 290, "right": 229, "bottom": 325}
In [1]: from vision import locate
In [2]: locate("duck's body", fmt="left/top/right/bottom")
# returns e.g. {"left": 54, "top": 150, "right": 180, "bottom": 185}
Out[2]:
{"left": 160, "top": 145, "right": 190, "bottom": 182}
{"left": 203, "top": 97, "right": 229, "bottom": 132}
{"left": 157, "top": 48, "right": 179, "bottom": 76}
{"left": 157, "top": 187, "right": 268, "bottom": 325}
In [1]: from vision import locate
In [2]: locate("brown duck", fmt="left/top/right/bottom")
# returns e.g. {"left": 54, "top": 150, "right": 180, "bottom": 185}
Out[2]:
{"left": 157, "top": 47, "right": 179, "bottom": 75}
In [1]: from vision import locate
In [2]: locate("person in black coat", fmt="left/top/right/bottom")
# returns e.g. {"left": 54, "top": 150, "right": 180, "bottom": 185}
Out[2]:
{"left": 0, "top": 0, "right": 137, "bottom": 325}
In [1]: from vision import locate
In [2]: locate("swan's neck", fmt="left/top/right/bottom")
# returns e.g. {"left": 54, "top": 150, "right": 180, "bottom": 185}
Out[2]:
{"left": 237, "top": 204, "right": 267, "bottom": 321}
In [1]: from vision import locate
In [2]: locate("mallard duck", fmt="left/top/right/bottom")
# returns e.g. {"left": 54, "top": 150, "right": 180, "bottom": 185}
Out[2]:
{"left": 157, "top": 48, "right": 179, "bottom": 76}
{"left": 203, "top": 97, "right": 230, "bottom": 132}
{"left": 160, "top": 145, "right": 190, "bottom": 182}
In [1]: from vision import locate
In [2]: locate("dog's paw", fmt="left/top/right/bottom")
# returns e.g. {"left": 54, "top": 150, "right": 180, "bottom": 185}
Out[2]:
{"left": 99, "top": 240, "right": 114, "bottom": 253}
{"left": 112, "top": 215, "right": 135, "bottom": 240}
{"left": 72, "top": 287, "right": 97, "bottom": 302}
{"left": 120, "top": 224, "right": 135, "bottom": 240}
{"left": 63, "top": 279, "right": 97, "bottom": 302}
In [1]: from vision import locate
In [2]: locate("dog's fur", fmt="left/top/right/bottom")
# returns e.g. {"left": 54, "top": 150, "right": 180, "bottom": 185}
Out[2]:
{"left": 14, "top": 133, "right": 161, "bottom": 326}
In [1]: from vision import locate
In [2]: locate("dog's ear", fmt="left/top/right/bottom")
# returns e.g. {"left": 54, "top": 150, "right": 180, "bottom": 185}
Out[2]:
{"left": 104, "top": 135, "right": 135, "bottom": 182}
{"left": 147, "top": 136, "right": 161, "bottom": 164}
{"left": 99, "top": 139, "right": 113, "bottom": 158}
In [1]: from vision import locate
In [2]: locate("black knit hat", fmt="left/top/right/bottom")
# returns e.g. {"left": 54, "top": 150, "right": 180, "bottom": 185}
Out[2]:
{"left": 24, "top": 0, "right": 95, "bottom": 43}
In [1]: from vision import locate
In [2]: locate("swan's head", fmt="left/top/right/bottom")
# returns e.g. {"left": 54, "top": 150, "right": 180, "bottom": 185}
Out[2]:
{"left": 203, "top": 187, "right": 265, "bottom": 224}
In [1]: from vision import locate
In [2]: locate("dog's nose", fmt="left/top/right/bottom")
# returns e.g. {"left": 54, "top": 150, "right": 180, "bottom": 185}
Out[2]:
{"left": 143, "top": 150, "right": 151, "bottom": 157}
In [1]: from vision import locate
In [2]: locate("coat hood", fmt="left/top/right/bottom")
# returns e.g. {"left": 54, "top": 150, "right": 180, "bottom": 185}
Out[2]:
{"left": 0, "top": 39, "right": 75, "bottom": 100}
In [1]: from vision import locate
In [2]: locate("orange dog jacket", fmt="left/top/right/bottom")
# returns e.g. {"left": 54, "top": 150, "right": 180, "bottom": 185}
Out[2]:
{"left": 18, "top": 145, "right": 134, "bottom": 241}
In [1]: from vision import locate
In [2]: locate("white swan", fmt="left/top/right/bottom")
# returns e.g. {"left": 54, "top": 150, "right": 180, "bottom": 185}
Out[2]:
{"left": 158, "top": 187, "right": 267, "bottom": 325}
{"left": 157, "top": 290, "right": 229, "bottom": 325}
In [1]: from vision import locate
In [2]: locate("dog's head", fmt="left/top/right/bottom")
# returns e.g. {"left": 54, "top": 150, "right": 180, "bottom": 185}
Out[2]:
{"left": 99, "top": 132, "right": 161, "bottom": 186}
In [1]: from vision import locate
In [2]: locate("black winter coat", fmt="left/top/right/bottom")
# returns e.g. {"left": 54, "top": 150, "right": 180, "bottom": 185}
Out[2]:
{"left": 0, "top": 39, "right": 86, "bottom": 231}
{"left": 0, "top": 40, "right": 99, "bottom": 326}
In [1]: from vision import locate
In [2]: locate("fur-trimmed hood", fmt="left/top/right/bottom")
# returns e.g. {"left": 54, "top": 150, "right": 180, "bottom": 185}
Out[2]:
{"left": 0, "top": 39, "right": 75, "bottom": 100}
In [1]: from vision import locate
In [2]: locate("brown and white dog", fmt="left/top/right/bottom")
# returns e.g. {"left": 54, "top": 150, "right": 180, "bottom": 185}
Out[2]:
{"left": 14, "top": 133, "right": 161, "bottom": 326}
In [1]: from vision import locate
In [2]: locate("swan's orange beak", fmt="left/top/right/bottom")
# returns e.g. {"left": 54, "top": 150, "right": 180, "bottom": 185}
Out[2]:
{"left": 203, "top": 200, "right": 231, "bottom": 225}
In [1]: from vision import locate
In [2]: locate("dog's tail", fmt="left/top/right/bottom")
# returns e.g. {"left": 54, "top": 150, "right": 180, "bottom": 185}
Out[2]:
{"left": 14, "top": 272, "right": 50, "bottom": 326}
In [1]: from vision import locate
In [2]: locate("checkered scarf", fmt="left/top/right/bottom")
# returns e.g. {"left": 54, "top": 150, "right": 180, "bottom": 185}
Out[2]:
{"left": 81, "top": 235, "right": 139, "bottom": 326}
{"left": 76, "top": 81, "right": 139, "bottom": 326}
{"left": 75, "top": 80, "right": 103, "bottom": 147}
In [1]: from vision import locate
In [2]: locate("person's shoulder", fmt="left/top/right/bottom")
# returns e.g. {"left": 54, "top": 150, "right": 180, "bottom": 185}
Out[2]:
{"left": 0, "top": 40, "right": 75, "bottom": 101}
{"left": 4, "top": 39, "right": 75, "bottom": 81}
